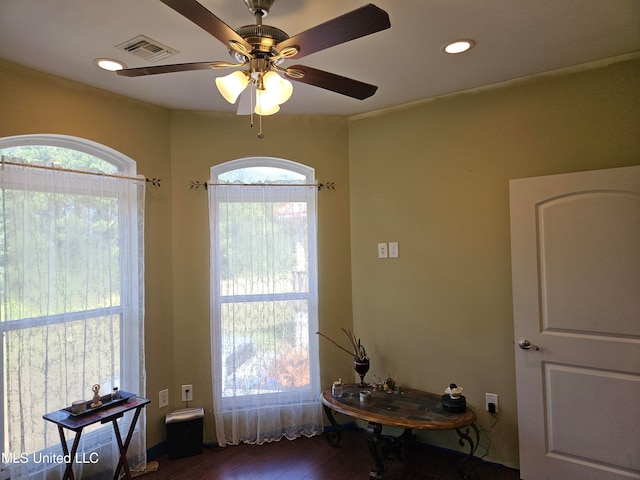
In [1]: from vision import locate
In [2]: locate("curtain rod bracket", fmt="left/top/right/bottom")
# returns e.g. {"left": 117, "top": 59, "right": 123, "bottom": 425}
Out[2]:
{"left": 190, "top": 180, "right": 208, "bottom": 190}
{"left": 145, "top": 178, "right": 162, "bottom": 188}
{"left": 317, "top": 182, "right": 335, "bottom": 191}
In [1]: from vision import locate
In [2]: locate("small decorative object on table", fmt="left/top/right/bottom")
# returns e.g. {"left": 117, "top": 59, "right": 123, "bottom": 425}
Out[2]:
{"left": 442, "top": 383, "right": 467, "bottom": 412}
{"left": 71, "top": 400, "right": 86, "bottom": 415}
{"left": 332, "top": 378, "right": 343, "bottom": 398}
{"left": 317, "top": 328, "right": 370, "bottom": 386}
{"left": 91, "top": 384, "right": 102, "bottom": 408}
{"left": 383, "top": 376, "right": 396, "bottom": 392}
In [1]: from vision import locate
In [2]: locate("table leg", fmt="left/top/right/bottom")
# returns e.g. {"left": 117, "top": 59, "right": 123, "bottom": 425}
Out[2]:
{"left": 455, "top": 423, "right": 480, "bottom": 459}
{"left": 322, "top": 405, "right": 343, "bottom": 446}
{"left": 57, "top": 425, "right": 82, "bottom": 480}
{"left": 366, "top": 422, "right": 384, "bottom": 479}
{"left": 395, "top": 428, "right": 415, "bottom": 461}
{"left": 111, "top": 406, "right": 143, "bottom": 480}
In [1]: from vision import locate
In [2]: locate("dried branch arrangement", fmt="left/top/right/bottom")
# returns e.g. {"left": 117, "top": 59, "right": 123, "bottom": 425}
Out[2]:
{"left": 316, "top": 328, "right": 367, "bottom": 361}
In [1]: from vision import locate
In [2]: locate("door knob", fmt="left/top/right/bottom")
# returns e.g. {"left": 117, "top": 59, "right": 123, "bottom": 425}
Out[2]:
{"left": 518, "top": 339, "right": 539, "bottom": 351}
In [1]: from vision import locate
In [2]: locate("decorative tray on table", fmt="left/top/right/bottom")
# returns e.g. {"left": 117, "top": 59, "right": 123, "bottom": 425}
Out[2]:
{"left": 64, "top": 391, "right": 135, "bottom": 416}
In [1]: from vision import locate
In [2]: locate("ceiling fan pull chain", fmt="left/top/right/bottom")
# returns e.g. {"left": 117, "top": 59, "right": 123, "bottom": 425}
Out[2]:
{"left": 250, "top": 82, "right": 255, "bottom": 130}
{"left": 257, "top": 112, "right": 265, "bottom": 139}
{"left": 248, "top": 81, "right": 265, "bottom": 138}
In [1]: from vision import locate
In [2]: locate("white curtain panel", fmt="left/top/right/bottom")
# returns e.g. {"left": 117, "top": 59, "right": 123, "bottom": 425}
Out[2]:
{"left": 209, "top": 179, "right": 322, "bottom": 446}
{"left": 0, "top": 160, "right": 146, "bottom": 479}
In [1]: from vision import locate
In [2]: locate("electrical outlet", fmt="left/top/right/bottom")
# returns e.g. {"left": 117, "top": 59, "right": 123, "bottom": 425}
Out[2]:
{"left": 159, "top": 389, "right": 169, "bottom": 408}
{"left": 377, "top": 243, "right": 388, "bottom": 258}
{"left": 485, "top": 392, "right": 498, "bottom": 413}
{"left": 182, "top": 384, "right": 193, "bottom": 402}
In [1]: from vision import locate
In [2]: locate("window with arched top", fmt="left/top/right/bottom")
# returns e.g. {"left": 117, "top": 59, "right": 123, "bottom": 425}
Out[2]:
{"left": 0, "top": 134, "right": 145, "bottom": 478}
{"left": 208, "top": 157, "right": 322, "bottom": 446}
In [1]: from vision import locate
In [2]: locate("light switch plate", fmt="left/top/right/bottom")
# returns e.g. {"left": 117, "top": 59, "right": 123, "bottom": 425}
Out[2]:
{"left": 389, "top": 242, "right": 399, "bottom": 258}
{"left": 159, "top": 389, "right": 169, "bottom": 408}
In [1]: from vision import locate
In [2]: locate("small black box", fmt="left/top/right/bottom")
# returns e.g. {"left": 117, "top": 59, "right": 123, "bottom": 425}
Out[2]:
{"left": 441, "top": 394, "right": 467, "bottom": 413}
{"left": 165, "top": 408, "right": 204, "bottom": 459}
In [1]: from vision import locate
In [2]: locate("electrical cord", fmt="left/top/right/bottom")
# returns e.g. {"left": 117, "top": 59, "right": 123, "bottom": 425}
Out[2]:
{"left": 468, "top": 405, "right": 499, "bottom": 459}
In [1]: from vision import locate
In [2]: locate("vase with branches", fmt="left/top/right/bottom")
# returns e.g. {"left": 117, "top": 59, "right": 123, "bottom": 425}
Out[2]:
{"left": 317, "top": 328, "right": 370, "bottom": 386}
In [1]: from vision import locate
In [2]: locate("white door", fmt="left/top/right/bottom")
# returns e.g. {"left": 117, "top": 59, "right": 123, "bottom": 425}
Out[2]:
{"left": 510, "top": 165, "right": 640, "bottom": 480}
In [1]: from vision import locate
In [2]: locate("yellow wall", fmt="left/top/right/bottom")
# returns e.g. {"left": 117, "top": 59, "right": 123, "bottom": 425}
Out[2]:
{"left": 0, "top": 59, "right": 354, "bottom": 449}
{"left": 0, "top": 61, "right": 175, "bottom": 446}
{"left": 167, "top": 110, "right": 354, "bottom": 441}
{"left": 348, "top": 58, "right": 640, "bottom": 466}
{"left": 1, "top": 56, "right": 639, "bottom": 467}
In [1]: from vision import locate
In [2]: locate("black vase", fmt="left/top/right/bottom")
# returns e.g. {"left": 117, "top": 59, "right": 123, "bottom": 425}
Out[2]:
{"left": 354, "top": 358, "right": 370, "bottom": 387}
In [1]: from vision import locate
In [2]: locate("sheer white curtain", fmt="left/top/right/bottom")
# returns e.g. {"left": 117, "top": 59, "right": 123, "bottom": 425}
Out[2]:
{"left": 0, "top": 157, "right": 146, "bottom": 479}
{"left": 209, "top": 159, "right": 322, "bottom": 446}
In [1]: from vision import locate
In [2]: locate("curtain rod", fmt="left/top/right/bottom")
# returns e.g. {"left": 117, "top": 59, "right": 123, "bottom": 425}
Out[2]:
{"left": 1, "top": 156, "right": 161, "bottom": 187}
{"left": 189, "top": 180, "right": 335, "bottom": 191}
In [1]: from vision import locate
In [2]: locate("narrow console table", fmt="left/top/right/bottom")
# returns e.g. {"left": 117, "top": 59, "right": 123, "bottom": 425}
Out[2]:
{"left": 321, "top": 384, "right": 479, "bottom": 479}
{"left": 43, "top": 393, "right": 150, "bottom": 480}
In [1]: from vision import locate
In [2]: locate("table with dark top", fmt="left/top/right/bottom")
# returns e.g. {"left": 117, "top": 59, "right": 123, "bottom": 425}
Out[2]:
{"left": 321, "top": 384, "right": 478, "bottom": 479}
{"left": 43, "top": 393, "right": 150, "bottom": 480}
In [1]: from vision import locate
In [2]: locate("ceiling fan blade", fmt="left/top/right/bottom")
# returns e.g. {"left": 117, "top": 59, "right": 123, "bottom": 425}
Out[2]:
{"left": 277, "top": 4, "right": 390, "bottom": 59}
{"left": 117, "top": 61, "right": 217, "bottom": 77}
{"left": 286, "top": 65, "right": 377, "bottom": 100}
{"left": 159, "top": 0, "right": 253, "bottom": 51}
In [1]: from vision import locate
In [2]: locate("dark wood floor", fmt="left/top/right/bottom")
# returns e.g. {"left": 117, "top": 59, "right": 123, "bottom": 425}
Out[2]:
{"left": 145, "top": 430, "right": 520, "bottom": 480}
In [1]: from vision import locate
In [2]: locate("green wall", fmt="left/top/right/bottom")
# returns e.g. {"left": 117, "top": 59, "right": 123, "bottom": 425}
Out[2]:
{"left": 0, "top": 59, "right": 354, "bottom": 450}
{"left": 1, "top": 56, "right": 639, "bottom": 468}
{"left": 167, "top": 110, "right": 354, "bottom": 442}
{"left": 0, "top": 60, "right": 175, "bottom": 447}
{"left": 348, "top": 58, "right": 640, "bottom": 466}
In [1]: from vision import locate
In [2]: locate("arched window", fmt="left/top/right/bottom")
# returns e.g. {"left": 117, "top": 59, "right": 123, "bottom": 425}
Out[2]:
{"left": 208, "top": 157, "right": 322, "bottom": 446}
{"left": 0, "top": 135, "right": 145, "bottom": 478}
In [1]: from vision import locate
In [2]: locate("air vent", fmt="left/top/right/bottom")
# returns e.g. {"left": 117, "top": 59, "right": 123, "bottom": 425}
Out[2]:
{"left": 116, "top": 35, "right": 179, "bottom": 63}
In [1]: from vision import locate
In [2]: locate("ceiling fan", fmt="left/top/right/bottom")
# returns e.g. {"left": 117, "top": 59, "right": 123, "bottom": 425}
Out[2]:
{"left": 117, "top": 0, "right": 391, "bottom": 115}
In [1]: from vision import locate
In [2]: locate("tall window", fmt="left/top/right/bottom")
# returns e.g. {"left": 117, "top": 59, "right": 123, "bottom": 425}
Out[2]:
{"left": 209, "top": 157, "right": 322, "bottom": 446}
{"left": 0, "top": 135, "right": 146, "bottom": 479}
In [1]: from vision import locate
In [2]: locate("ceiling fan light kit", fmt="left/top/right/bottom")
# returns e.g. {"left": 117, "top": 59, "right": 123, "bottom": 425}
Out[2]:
{"left": 215, "top": 71, "right": 249, "bottom": 103}
{"left": 262, "top": 71, "right": 293, "bottom": 104}
{"left": 115, "top": 0, "right": 390, "bottom": 137}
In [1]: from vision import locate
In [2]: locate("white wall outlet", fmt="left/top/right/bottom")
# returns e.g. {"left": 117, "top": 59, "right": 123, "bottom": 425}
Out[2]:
{"left": 159, "top": 389, "right": 169, "bottom": 408}
{"left": 182, "top": 384, "right": 193, "bottom": 402}
{"left": 389, "top": 242, "right": 399, "bottom": 258}
{"left": 485, "top": 392, "right": 499, "bottom": 412}
{"left": 377, "top": 242, "right": 388, "bottom": 258}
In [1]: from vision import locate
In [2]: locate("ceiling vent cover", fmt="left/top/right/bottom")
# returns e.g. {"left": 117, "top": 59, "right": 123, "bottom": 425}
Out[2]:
{"left": 116, "top": 35, "right": 179, "bottom": 63}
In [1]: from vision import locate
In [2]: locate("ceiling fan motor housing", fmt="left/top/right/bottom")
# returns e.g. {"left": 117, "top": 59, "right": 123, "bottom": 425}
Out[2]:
{"left": 232, "top": 24, "right": 289, "bottom": 60}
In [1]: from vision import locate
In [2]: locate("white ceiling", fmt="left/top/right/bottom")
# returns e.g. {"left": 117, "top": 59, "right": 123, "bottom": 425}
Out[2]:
{"left": 1, "top": 0, "right": 639, "bottom": 116}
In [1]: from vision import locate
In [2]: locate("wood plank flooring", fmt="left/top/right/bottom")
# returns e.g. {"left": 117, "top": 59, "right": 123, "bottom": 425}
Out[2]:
{"left": 145, "top": 430, "right": 520, "bottom": 480}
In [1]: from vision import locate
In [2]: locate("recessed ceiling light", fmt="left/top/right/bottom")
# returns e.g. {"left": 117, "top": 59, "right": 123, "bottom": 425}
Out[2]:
{"left": 442, "top": 40, "right": 476, "bottom": 55}
{"left": 94, "top": 58, "right": 126, "bottom": 71}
